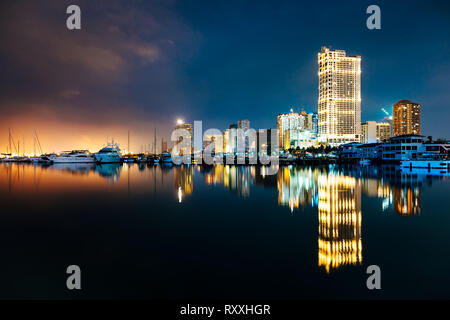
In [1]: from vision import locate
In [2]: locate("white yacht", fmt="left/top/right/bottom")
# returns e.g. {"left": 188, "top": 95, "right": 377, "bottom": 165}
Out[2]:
{"left": 94, "top": 143, "right": 122, "bottom": 163}
{"left": 50, "top": 150, "right": 95, "bottom": 163}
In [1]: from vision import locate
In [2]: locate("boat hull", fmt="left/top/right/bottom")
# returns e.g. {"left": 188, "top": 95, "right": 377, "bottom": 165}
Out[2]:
{"left": 94, "top": 153, "right": 121, "bottom": 163}
{"left": 51, "top": 157, "right": 95, "bottom": 163}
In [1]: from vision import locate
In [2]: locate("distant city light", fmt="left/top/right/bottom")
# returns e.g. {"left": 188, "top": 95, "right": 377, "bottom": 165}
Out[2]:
{"left": 177, "top": 119, "right": 184, "bottom": 125}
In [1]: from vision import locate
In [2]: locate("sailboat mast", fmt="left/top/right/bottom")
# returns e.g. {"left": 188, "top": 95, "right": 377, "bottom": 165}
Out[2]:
{"left": 154, "top": 128, "right": 157, "bottom": 155}
{"left": 128, "top": 130, "right": 130, "bottom": 155}
{"left": 8, "top": 128, "right": 12, "bottom": 155}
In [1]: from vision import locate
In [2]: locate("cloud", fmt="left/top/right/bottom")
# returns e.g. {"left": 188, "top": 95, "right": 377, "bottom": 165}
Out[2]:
{"left": 0, "top": 0, "right": 194, "bottom": 138}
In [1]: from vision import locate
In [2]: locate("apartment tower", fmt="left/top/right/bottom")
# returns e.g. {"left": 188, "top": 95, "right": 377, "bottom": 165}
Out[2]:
{"left": 318, "top": 47, "right": 361, "bottom": 145}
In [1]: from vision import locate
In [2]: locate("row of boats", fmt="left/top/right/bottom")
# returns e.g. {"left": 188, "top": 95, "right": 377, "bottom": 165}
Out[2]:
{"left": 0, "top": 143, "right": 174, "bottom": 164}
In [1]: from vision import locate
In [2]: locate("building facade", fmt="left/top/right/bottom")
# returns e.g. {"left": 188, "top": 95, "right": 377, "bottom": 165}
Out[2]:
{"left": 361, "top": 121, "right": 391, "bottom": 143}
{"left": 393, "top": 100, "right": 421, "bottom": 136}
{"left": 174, "top": 120, "right": 193, "bottom": 155}
{"left": 318, "top": 47, "right": 361, "bottom": 145}
{"left": 277, "top": 111, "right": 303, "bottom": 151}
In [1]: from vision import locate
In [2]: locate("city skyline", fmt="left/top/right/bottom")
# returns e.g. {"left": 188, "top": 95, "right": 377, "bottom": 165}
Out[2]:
{"left": 0, "top": 0, "right": 449, "bottom": 154}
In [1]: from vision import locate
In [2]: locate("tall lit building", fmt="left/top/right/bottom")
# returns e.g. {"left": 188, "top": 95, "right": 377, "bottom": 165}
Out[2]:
{"left": 318, "top": 47, "right": 361, "bottom": 145}
{"left": 223, "top": 124, "right": 238, "bottom": 154}
{"left": 174, "top": 119, "right": 192, "bottom": 155}
{"left": 392, "top": 100, "right": 421, "bottom": 137}
{"left": 277, "top": 110, "right": 302, "bottom": 150}
{"left": 361, "top": 121, "right": 391, "bottom": 143}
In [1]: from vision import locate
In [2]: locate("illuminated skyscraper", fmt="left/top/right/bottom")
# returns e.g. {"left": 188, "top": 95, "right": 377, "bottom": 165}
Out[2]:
{"left": 318, "top": 47, "right": 361, "bottom": 145}
{"left": 392, "top": 100, "right": 421, "bottom": 136}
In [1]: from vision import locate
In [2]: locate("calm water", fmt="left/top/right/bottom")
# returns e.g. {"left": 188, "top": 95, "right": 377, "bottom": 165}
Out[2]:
{"left": 0, "top": 162, "right": 449, "bottom": 299}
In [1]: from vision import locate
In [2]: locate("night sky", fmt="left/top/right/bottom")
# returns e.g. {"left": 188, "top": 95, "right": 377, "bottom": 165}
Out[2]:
{"left": 0, "top": 0, "right": 449, "bottom": 153}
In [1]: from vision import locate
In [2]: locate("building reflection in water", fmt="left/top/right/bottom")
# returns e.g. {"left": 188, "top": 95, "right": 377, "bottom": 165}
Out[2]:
{"left": 203, "top": 165, "right": 254, "bottom": 198}
{"left": 174, "top": 165, "right": 194, "bottom": 203}
{"left": 277, "top": 166, "right": 318, "bottom": 212}
{"left": 317, "top": 172, "right": 362, "bottom": 273}
{"left": 2, "top": 162, "right": 443, "bottom": 273}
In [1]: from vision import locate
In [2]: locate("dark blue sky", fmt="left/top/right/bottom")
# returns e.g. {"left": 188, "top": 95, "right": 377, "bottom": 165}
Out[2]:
{"left": 167, "top": 0, "right": 449, "bottom": 136}
{"left": 1, "top": 0, "right": 449, "bottom": 151}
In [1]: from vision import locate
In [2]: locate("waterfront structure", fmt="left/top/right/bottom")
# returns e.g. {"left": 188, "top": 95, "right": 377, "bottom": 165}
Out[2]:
{"left": 339, "top": 134, "right": 450, "bottom": 162}
{"left": 174, "top": 119, "right": 193, "bottom": 155}
{"left": 382, "top": 134, "right": 450, "bottom": 161}
{"left": 393, "top": 100, "right": 421, "bottom": 136}
{"left": 318, "top": 47, "right": 361, "bottom": 146}
{"left": 361, "top": 121, "right": 391, "bottom": 143}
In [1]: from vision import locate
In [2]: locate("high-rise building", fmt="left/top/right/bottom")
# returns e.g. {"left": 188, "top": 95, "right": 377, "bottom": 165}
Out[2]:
{"left": 304, "top": 112, "right": 318, "bottom": 134}
{"left": 376, "top": 122, "right": 391, "bottom": 142}
{"left": 277, "top": 110, "right": 302, "bottom": 150}
{"left": 237, "top": 119, "right": 251, "bottom": 152}
{"left": 237, "top": 119, "right": 250, "bottom": 132}
{"left": 392, "top": 100, "right": 421, "bottom": 136}
{"left": 174, "top": 119, "right": 192, "bottom": 155}
{"left": 223, "top": 124, "right": 238, "bottom": 154}
{"left": 361, "top": 121, "right": 391, "bottom": 143}
{"left": 318, "top": 46, "right": 361, "bottom": 145}
{"left": 256, "top": 129, "right": 275, "bottom": 156}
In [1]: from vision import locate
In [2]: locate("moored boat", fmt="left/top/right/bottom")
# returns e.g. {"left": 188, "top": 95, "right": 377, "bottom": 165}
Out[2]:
{"left": 49, "top": 150, "right": 95, "bottom": 163}
{"left": 161, "top": 152, "right": 172, "bottom": 164}
{"left": 94, "top": 143, "right": 122, "bottom": 163}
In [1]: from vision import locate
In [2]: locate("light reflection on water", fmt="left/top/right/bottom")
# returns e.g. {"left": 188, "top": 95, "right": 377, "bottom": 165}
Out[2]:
{"left": 0, "top": 162, "right": 449, "bottom": 298}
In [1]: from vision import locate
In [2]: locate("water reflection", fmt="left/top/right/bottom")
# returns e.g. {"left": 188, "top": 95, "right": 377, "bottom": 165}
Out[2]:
{"left": 174, "top": 165, "right": 194, "bottom": 203}
{"left": 317, "top": 173, "right": 362, "bottom": 273}
{"left": 1, "top": 162, "right": 448, "bottom": 274}
{"left": 202, "top": 165, "right": 255, "bottom": 198}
